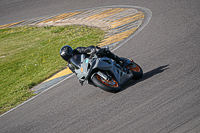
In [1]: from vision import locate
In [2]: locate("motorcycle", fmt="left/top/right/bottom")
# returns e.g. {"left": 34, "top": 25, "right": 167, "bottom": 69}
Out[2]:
{"left": 67, "top": 47, "right": 143, "bottom": 93}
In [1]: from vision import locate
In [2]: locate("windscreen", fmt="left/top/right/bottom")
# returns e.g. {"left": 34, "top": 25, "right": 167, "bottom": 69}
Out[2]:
{"left": 70, "top": 54, "right": 81, "bottom": 67}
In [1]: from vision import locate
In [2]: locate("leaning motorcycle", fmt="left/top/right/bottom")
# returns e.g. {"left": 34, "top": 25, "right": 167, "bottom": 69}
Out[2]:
{"left": 67, "top": 47, "right": 143, "bottom": 93}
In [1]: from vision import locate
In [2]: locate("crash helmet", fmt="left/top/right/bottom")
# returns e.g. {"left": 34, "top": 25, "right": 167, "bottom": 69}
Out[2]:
{"left": 60, "top": 45, "right": 73, "bottom": 61}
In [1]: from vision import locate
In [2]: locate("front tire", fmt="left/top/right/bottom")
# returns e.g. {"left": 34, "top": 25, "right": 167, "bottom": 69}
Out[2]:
{"left": 91, "top": 73, "right": 121, "bottom": 93}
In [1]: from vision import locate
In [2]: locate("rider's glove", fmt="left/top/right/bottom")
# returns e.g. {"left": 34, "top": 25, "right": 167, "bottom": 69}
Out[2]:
{"left": 96, "top": 48, "right": 105, "bottom": 57}
{"left": 96, "top": 46, "right": 110, "bottom": 57}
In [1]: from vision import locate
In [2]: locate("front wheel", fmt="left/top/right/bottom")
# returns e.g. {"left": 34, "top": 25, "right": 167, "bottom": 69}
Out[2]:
{"left": 126, "top": 63, "right": 143, "bottom": 80}
{"left": 91, "top": 73, "right": 121, "bottom": 93}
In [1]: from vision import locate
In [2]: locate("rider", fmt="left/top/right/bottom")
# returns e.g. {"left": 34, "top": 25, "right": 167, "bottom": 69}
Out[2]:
{"left": 60, "top": 45, "right": 124, "bottom": 71}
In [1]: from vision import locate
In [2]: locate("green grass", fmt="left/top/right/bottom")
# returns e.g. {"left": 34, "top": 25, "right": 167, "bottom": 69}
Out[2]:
{"left": 0, "top": 25, "right": 105, "bottom": 114}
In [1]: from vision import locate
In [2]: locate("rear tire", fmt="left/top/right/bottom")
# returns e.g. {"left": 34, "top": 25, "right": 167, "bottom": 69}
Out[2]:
{"left": 126, "top": 63, "right": 143, "bottom": 80}
{"left": 91, "top": 73, "right": 121, "bottom": 93}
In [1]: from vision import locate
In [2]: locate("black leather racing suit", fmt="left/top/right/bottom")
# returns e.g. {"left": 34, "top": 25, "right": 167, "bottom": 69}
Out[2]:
{"left": 72, "top": 46, "right": 123, "bottom": 66}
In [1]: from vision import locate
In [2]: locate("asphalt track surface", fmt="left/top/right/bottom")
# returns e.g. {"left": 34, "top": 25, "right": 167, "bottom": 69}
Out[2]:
{"left": 1, "top": 0, "right": 200, "bottom": 133}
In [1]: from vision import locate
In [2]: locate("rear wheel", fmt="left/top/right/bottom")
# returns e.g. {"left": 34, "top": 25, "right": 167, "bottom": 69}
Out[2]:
{"left": 91, "top": 73, "right": 121, "bottom": 93}
{"left": 126, "top": 63, "right": 143, "bottom": 80}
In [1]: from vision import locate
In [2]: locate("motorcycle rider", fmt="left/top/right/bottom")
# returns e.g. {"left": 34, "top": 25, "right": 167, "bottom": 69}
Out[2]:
{"left": 60, "top": 45, "right": 125, "bottom": 72}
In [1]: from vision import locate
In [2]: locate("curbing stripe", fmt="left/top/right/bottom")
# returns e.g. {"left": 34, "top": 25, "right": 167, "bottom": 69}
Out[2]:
{"left": 0, "top": 21, "right": 26, "bottom": 29}
{"left": 85, "top": 8, "right": 126, "bottom": 20}
{"left": 39, "top": 11, "right": 84, "bottom": 24}
{"left": 98, "top": 28, "right": 137, "bottom": 47}
{"left": 67, "top": 8, "right": 108, "bottom": 20}
{"left": 44, "top": 67, "right": 72, "bottom": 82}
{"left": 110, "top": 12, "right": 144, "bottom": 29}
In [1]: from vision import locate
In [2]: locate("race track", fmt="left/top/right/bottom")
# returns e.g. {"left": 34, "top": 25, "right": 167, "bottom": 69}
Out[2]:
{"left": 1, "top": 0, "right": 200, "bottom": 133}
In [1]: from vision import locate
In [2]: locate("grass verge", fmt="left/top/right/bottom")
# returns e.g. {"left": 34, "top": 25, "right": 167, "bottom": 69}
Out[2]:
{"left": 0, "top": 25, "right": 105, "bottom": 114}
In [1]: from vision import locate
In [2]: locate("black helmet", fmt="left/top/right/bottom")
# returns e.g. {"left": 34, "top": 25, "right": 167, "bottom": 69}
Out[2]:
{"left": 60, "top": 45, "right": 73, "bottom": 61}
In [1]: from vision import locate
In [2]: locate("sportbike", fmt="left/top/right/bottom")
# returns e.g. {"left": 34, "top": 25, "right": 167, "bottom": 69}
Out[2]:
{"left": 68, "top": 47, "right": 143, "bottom": 93}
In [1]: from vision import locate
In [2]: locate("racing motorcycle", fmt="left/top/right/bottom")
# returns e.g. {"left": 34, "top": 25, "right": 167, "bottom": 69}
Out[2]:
{"left": 68, "top": 47, "right": 143, "bottom": 93}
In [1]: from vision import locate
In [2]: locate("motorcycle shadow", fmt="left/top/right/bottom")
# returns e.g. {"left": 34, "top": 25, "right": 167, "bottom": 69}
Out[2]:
{"left": 121, "top": 65, "right": 170, "bottom": 92}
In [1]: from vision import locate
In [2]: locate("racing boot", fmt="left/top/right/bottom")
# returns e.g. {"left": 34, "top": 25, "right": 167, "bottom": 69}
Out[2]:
{"left": 103, "top": 49, "right": 125, "bottom": 67}
{"left": 114, "top": 56, "right": 125, "bottom": 67}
